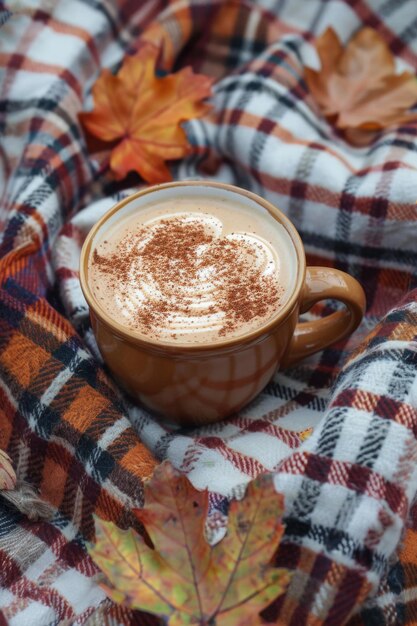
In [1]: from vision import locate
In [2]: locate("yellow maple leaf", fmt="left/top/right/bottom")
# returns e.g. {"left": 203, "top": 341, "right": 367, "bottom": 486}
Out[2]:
{"left": 0, "top": 449, "right": 16, "bottom": 490}
{"left": 89, "top": 462, "right": 290, "bottom": 625}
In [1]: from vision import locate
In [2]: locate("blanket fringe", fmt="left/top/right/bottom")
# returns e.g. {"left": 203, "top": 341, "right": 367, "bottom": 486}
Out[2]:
{"left": 1, "top": 480, "right": 55, "bottom": 521}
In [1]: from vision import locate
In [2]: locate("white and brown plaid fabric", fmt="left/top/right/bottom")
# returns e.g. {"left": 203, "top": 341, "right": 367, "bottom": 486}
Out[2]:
{"left": 1, "top": 1, "right": 417, "bottom": 624}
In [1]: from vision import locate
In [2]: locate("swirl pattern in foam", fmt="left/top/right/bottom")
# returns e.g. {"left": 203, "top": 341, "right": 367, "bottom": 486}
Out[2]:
{"left": 89, "top": 195, "right": 296, "bottom": 344}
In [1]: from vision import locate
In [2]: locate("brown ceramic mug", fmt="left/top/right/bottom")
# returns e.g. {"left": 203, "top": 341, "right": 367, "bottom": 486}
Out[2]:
{"left": 80, "top": 181, "right": 366, "bottom": 425}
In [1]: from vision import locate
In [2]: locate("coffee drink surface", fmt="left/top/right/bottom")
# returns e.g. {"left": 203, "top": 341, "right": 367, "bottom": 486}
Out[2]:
{"left": 88, "top": 194, "right": 297, "bottom": 344}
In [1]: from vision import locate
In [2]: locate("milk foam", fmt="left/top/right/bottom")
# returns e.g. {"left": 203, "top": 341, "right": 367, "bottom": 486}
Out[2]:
{"left": 88, "top": 192, "right": 297, "bottom": 344}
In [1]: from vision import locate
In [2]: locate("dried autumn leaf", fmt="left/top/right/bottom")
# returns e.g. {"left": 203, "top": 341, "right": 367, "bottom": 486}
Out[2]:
{"left": 305, "top": 27, "right": 417, "bottom": 140}
{"left": 79, "top": 43, "right": 213, "bottom": 184}
{"left": 0, "top": 449, "right": 16, "bottom": 490}
{"left": 89, "top": 461, "right": 290, "bottom": 625}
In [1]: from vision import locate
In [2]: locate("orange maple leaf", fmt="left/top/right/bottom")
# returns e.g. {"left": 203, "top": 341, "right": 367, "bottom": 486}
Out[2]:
{"left": 305, "top": 27, "right": 417, "bottom": 143}
{"left": 79, "top": 44, "right": 213, "bottom": 183}
{"left": 89, "top": 461, "right": 290, "bottom": 625}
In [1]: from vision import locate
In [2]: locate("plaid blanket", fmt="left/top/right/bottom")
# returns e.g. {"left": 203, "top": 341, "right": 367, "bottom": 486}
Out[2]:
{"left": 1, "top": 0, "right": 417, "bottom": 624}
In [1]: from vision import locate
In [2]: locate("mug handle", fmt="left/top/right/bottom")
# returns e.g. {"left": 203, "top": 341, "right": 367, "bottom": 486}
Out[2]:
{"left": 281, "top": 266, "right": 366, "bottom": 368}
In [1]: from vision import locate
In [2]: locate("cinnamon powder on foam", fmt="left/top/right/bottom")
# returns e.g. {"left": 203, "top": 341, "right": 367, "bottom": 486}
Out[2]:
{"left": 92, "top": 216, "right": 283, "bottom": 340}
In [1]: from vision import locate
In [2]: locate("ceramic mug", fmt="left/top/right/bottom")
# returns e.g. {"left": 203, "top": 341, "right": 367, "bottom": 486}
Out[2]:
{"left": 80, "top": 181, "right": 366, "bottom": 425}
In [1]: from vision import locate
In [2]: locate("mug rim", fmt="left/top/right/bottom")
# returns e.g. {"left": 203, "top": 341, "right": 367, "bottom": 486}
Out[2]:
{"left": 79, "top": 181, "right": 306, "bottom": 353}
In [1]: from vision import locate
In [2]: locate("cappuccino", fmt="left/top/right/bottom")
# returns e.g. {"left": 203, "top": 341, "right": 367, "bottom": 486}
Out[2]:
{"left": 88, "top": 193, "right": 296, "bottom": 344}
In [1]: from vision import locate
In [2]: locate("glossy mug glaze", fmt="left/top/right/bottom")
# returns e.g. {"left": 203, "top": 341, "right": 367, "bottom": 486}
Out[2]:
{"left": 80, "top": 182, "right": 366, "bottom": 425}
